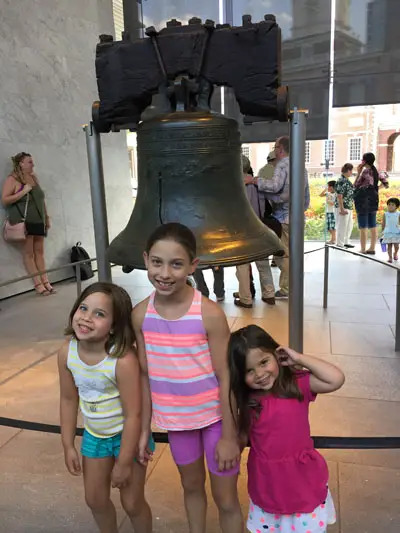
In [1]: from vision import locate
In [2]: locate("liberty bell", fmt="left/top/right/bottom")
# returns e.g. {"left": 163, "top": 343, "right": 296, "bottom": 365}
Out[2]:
{"left": 94, "top": 15, "right": 289, "bottom": 269}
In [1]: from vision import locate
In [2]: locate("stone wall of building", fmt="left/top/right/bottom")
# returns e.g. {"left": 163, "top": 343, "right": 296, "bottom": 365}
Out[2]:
{"left": 0, "top": 0, "right": 133, "bottom": 298}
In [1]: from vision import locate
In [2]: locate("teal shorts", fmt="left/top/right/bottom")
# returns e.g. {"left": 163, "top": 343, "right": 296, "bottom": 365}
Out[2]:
{"left": 81, "top": 430, "right": 156, "bottom": 459}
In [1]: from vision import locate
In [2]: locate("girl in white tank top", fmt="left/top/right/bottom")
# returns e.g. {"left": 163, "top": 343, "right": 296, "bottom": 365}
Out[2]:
{"left": 58, "top": 282, "right": 153, "bottom": 533}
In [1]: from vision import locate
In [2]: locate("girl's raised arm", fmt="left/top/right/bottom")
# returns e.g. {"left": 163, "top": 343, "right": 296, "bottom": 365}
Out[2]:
{"left": 203, "top": 298, "right": 240, "bottom": 471}
{"left": 278, "top": 347, "right": 345, "bottom": 394}
{"left": 57, "top": 342, "right": 81, "bottom": 476}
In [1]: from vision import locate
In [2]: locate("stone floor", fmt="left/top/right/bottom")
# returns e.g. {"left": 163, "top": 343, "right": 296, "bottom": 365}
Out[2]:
{"left": 1, "top": 243, "right": 400, "bottom": 532}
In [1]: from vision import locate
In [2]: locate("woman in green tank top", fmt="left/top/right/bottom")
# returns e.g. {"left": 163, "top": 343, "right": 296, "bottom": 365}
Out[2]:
{"left": 2, "top": 152, "right": 56, "bottom": 295}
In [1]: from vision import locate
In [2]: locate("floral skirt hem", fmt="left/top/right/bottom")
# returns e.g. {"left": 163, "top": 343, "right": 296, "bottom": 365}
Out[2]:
{"left": 247, "top": 488, "right": 336, "bottom": 533}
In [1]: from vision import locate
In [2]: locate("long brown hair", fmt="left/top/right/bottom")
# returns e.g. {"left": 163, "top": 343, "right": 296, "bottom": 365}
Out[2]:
{"left": 64, "top": 282, "right": 134, "bottom": 358}
{"left": 228, "top": 325, "right": 303, "bottom": 435}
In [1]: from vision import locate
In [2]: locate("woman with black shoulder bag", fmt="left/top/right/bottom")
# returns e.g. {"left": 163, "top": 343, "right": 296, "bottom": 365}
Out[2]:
{"left": 2, "top": 152, "right": 55, "bottom": 295}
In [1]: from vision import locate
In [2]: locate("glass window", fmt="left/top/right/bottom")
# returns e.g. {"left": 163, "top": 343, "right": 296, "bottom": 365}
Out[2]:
{"left": 232, "top": 0, "right": 331, "bottom": 141}
{"left": 141, "top": 0, "right": 219, "bottom": 30}
{"left": 305, "top": 141, "right": 311, "bottom": 164}
{"left": 334, "top": 0, "right": 400, "bottom": 107}
{"left": 324, "top": 139, "right": 335, "bottom": 166}
{"left": 349, "top": 137, "right": 362, "bottom": 161}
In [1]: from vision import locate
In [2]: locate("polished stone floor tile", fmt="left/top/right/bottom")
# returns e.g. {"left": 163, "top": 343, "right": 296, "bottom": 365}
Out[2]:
{"left": 322, "top": 353, "right": 400, "bottom": 402}
{"left": 338, "top": 463, "right": 400, "bottom": 532}
{"left": 330, "top": 322, "right": 397, "bottom": 357}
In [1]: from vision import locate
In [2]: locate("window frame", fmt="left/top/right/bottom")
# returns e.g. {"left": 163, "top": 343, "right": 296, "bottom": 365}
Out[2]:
{"left": 348, "top": 137, "right": 362, "bottom": 162}
{"left": 323, "top": 139, "right": 335, "bottom": 167}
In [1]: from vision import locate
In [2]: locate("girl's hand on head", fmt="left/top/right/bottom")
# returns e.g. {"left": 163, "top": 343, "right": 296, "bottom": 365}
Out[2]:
{"left": 111, "top": 461, "right": 132, "bottom": 489}
{"left": 64, "top": 446, "right": 82, "bottom": 476}
{"left": 276, "top": 346, "right": 302, "bottom": 366}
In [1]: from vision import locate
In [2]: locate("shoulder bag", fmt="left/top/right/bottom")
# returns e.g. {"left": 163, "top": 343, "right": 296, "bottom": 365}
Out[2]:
{"left": 25, "top": 192, "right": 47, "bottom": 237}
{"left": 2, "top": 193, "right": 29, "bottom": 242}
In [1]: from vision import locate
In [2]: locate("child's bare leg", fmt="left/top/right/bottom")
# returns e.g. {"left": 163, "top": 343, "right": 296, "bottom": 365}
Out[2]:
{"left": 388, "top": 243, "right": 393, "bottom": 262}
{"left": 210, "top": 473, "right": 243, "bottom": 533}
{"left": 331, "top": 229, "right": 336, "bottom": 243}
{"left": 177, "top": 457, "right": 207, "bottom": 533}
{"left": 394, "top": 244, "right": 399, "bottom": 260}
{"left": 120, "top": 461, "right": 152, "bottom": 533}
{"left": 83, "top": 456, "right": 118, "bottom": 533}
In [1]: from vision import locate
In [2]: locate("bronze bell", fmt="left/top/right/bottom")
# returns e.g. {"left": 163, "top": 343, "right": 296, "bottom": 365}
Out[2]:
{"left": 107, "top": 110, "right": 283, "bottom": 268}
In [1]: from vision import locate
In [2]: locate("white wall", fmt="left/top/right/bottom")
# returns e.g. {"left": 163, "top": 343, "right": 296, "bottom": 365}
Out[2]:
{"left": 0, "top": 0, "right": 133, "bottom": 298}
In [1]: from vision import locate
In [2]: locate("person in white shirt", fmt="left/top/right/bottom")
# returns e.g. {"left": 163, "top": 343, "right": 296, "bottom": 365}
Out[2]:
{"left": 319, "top": 180, "right": 337, "bottom": 244}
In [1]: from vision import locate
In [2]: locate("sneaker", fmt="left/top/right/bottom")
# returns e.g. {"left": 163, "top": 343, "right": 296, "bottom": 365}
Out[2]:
{"left": 262, "top": 297, "right": 276, "bottom": 305}
{"left": 274, "top": 290, "right": 288, "bottom": 299}
{"left": 216, "top": 295, "right": 225, "bottom": 302}
{"left": 234, "top": 298, "right": 253, "bottom": 308}
{"left": 344, "top": 244, "right": 355, "bottom": 248}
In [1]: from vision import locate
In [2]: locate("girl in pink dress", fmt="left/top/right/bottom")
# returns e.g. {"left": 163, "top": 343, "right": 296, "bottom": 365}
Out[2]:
{"left": 228, "top": 325, "right": 345, "bottom": 533}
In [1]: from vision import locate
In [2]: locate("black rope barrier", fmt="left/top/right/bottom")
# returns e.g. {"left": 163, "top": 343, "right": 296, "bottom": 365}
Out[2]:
{"left": 1, "top": 416, "right": 400, "bottom": 450}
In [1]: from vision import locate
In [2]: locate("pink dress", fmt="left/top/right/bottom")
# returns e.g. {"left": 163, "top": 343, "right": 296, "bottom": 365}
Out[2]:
{"left": 246, "top": 372, "right": 336, "bottom": 533}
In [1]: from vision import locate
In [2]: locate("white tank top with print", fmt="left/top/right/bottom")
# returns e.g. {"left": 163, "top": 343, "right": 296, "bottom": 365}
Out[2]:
{"left": 67, "top": 338, "right": 123, "bottom": 438}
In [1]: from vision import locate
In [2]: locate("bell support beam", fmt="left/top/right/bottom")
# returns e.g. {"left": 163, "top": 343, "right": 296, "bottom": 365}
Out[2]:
{"left": 83, "top": 122, "right": 112, "bottom": 282}
{"left": 122, "top": 0, "right": 142, "bottom": 41}
{"left": 288, "top": 108, "right": 308, "bottom": 353}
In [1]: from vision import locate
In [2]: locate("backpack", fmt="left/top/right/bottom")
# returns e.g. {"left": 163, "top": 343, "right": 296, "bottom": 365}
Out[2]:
{"left": 256, "top": 188, "right": 283, "bottom": 238}
{"left": 70, "top": 242, "right": 94, "bottom": 281}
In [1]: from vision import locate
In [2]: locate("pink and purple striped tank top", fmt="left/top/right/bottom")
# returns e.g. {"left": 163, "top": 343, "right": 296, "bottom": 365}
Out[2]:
{"left": 142, "top": 288, "right": 222, "bottom": 431}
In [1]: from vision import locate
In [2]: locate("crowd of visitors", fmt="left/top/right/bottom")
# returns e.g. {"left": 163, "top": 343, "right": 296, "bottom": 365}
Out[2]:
{"left": 320, "top": 152, "right": 398, "bottom": 262}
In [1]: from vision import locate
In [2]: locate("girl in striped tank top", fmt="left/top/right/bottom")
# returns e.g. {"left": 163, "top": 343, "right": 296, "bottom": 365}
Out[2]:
{"left": 58, "top": 282, "right": 153, "bottom": 533}
{"left": 132, "top": 223, "right": 244, "bottom": 533}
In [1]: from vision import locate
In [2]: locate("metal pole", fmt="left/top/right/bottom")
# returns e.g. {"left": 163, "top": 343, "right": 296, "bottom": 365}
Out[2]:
{"left": 122, "top": 0, "right": 142, "bottom": 41}
{"left": 224, "top": 0, "right": 233, "bottom": 24}
{"left": 76, "top": 262, "right": 82, "bottom": 299}
{"left": 323, "top": 245, "right": 329, "bottom": 309}
{"left": 396, "top": 270, "right": 400, "bottom": 351}
{"left": 84, "top": 123, "right": 112, "bottom": 282}
{"left": 289, "top": 108, "right": 308, "bottom": 352}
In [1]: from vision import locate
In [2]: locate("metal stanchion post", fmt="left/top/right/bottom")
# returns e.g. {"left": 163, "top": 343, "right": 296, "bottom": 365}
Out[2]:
{"left": 289, "top": 108, "right": 308, "bottom": 352}
{"left": 76, "top": 263, "right": 82, "bottom": 298}
{"left": 84, "top": 122, "right": 112, "bottom": 283}
{"left": 323, "top": 245, "right": 329, "bottom": 309}
{"left": 396, "top": 270, "right": 400, "bottom": 352}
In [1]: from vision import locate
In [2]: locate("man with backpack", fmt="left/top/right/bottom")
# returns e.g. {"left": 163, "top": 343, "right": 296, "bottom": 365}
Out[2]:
{"left": 234, "top": 155, "right": 277, "bottom": 308}
{"left": 246, "top": 136, "right": 310, "bottom": 299}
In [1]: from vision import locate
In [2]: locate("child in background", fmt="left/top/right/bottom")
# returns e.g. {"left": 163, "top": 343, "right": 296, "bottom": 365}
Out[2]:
{"left": 58, "top": 282, "right": 153, "bottom": 533}
{"left": 381, "top": 197, "right": 400, "bottom": 263}
{"left": 132, "top": 222, "right": 243, "bottom": 533}
{"left": 320, "top": 180, "right": 337, "bottom": 244}
{"left": 229, "top": 324, "right": 345, "bottom": 533}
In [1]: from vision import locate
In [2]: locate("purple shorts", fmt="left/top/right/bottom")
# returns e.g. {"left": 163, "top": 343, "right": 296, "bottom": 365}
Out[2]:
{"left": 168, "top": 420, "right": 239, "bottom": 477}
